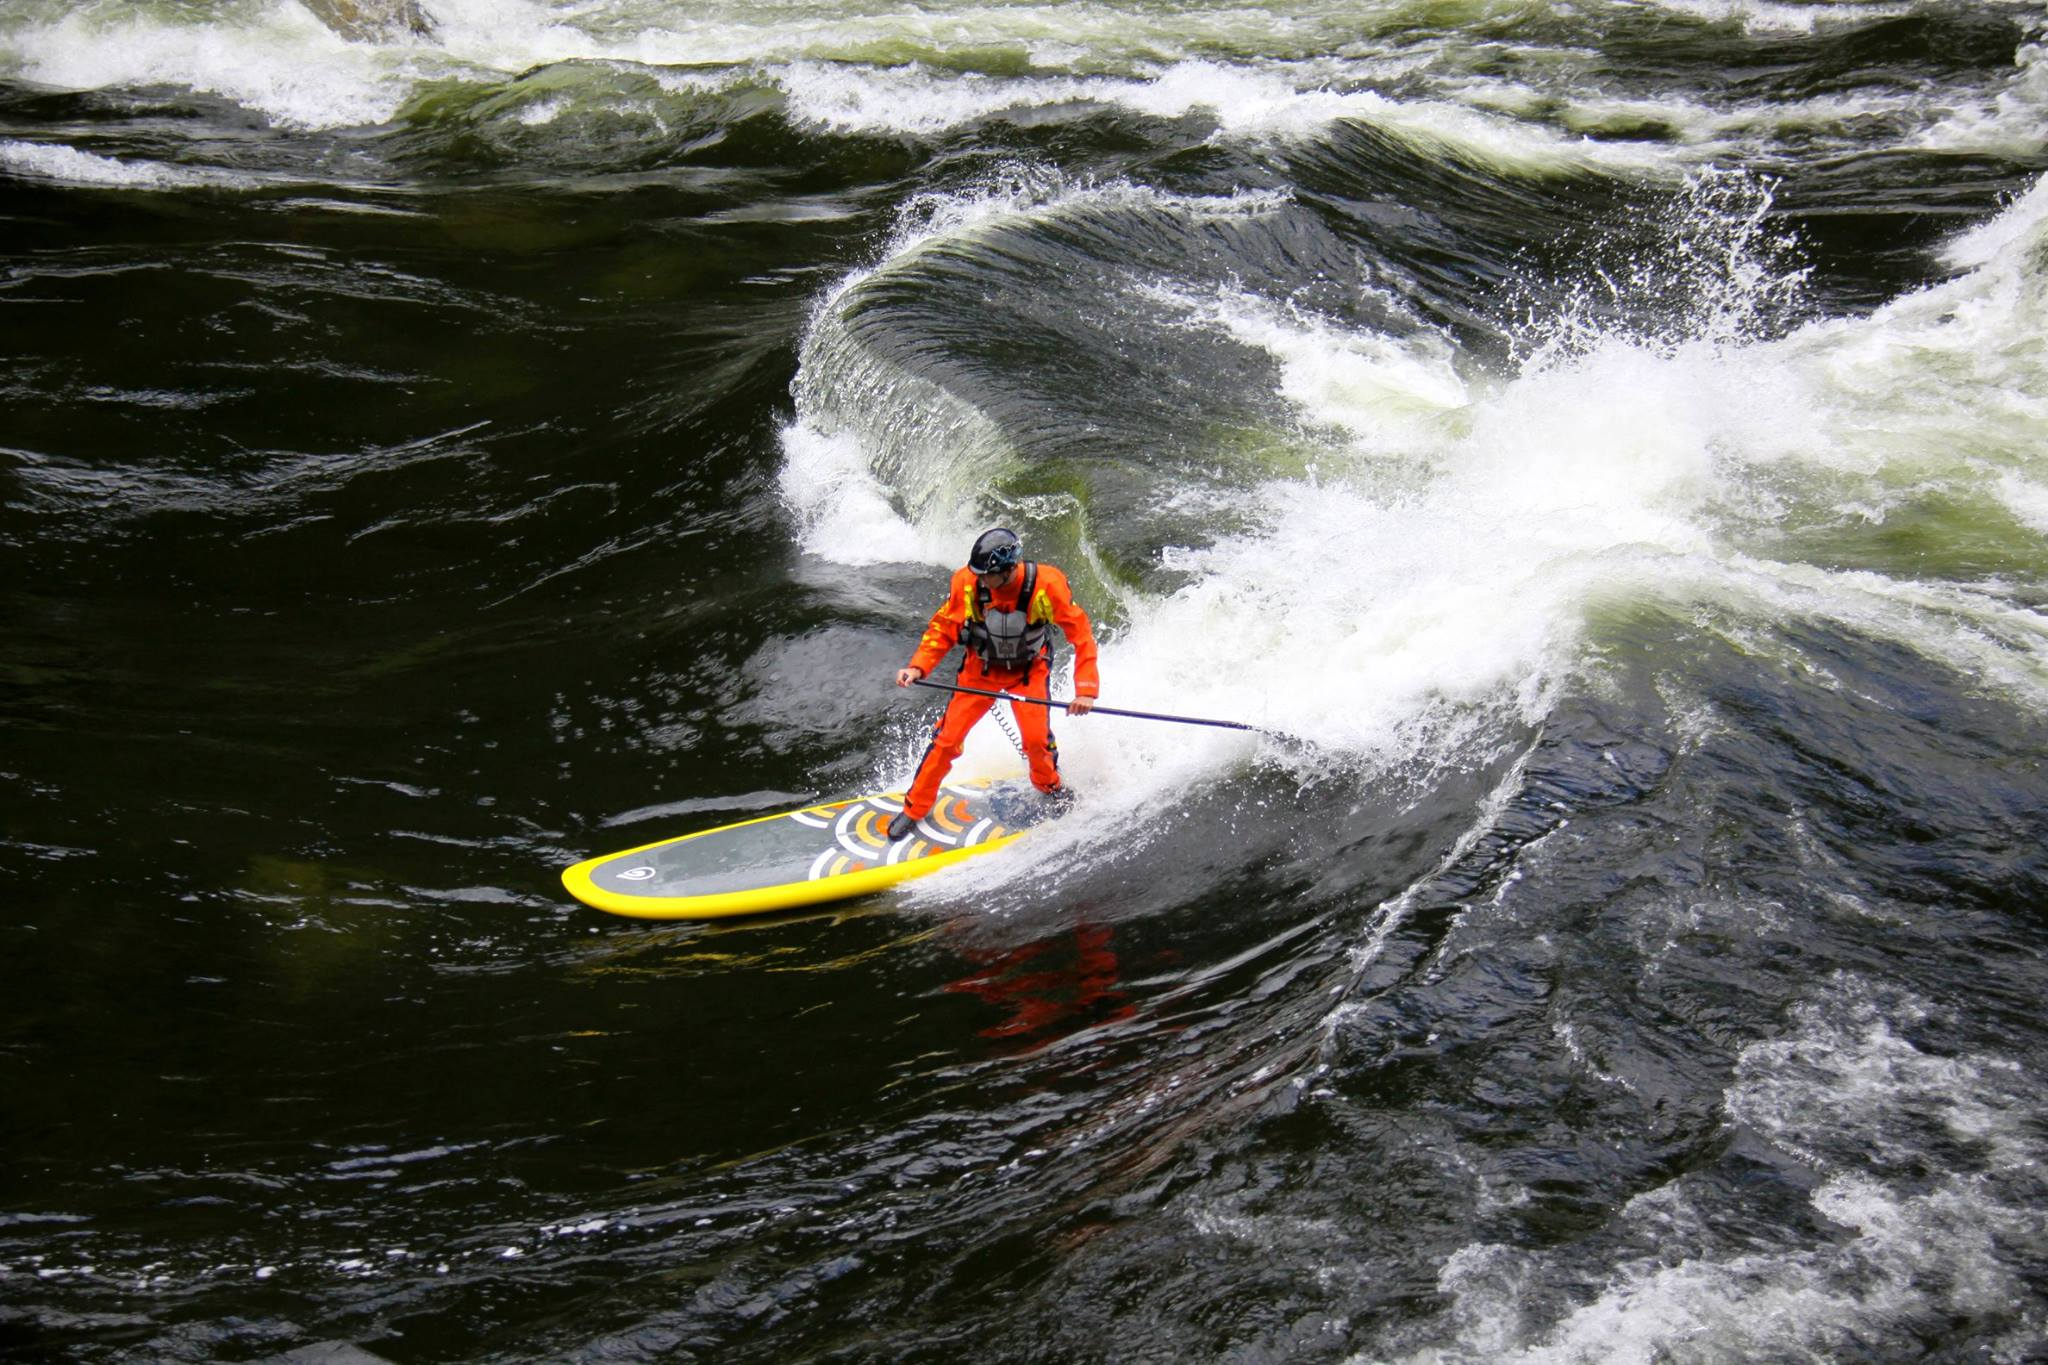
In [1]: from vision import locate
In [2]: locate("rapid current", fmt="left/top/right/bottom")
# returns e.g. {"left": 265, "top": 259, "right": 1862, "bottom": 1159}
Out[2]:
{"left": 3, "top": 0, "right": 2046, "bottom": 1360}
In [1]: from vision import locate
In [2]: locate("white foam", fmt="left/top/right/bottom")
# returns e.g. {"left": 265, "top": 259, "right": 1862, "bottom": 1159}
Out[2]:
{"left": 1636, "top": 0, "right": 1913, "bottom": 35}
{"left": 1072, "top": 304, "right": 1814, "bottom": 779}
{"left": 1942, "top": 169, "right": 2048, "bottom": 273}
{"left": 1730, "top": 980, "right": 2037, "bottom": 1175}
{"left": 415, "top": 0, "right": 616, "bottom": 70}
{"left": 772, "top": 57, "right": 1673, "bottom": 174}
{"left": 1995, "top": 471, "right": 2048, "bottom": 535}
{"left": 877, "top": 167, "right": 1290, "bottom": 263}
{"left": 776, "top": 62, "right": 1099, "bottom": 138}
{"left": 1733, "top": 175, "right": 2048, "bottom": 655}
{"left": 16, "top": 0, "right": 411, "bottom": 130}
{"left": 776, "top": 424, "right": 949, "bottom": 567}
{"left": 1914, "top": 40, "right": 2048, "bottom": 159}
{"left": 513, "top": 93, "right": 572, "bottom": 127}
{"left": 0, "top": 139, "right": 249, "bottom": 189}
{"left": 1151, "top": 285, "right": 1469, "bottom": 447}
{"left": 1394, "top": 977, "right": 2044, "bottom": 1363}
{"left": 779, "top": 43, "right": 2009, "bottom": 175}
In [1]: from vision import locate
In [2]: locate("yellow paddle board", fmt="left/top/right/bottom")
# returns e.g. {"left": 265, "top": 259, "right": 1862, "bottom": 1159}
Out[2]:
{"left": 561, "top": 781, "right": 1051, "bottom": 920}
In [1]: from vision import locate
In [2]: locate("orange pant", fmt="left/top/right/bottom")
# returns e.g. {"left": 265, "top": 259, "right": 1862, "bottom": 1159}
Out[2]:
{"left": 904, "top": 660, "right": 1060, "bottom": 818}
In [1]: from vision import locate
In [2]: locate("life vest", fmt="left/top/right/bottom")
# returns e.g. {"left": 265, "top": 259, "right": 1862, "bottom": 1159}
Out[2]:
{"left": 963, "top": 561, "right": 1051, "bottom": 673}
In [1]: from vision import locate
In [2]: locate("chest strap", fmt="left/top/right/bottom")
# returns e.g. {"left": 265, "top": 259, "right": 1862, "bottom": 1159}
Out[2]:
{"left": 965, "top": 562, "right": 1049, "bottom": 672}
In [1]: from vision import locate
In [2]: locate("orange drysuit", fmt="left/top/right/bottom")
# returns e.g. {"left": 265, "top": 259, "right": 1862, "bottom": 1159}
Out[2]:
{"left": 902, "top": 561, "right": 1099, "bottom": 820}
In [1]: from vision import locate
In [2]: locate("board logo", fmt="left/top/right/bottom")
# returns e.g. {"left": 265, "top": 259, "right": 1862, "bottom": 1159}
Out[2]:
{"left": 617, "top": 866, "right": 656, "bottom": 882}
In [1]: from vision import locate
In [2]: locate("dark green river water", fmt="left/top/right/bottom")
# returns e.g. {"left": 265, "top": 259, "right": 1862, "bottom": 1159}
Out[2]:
{"left": 4, "top": 1, "right": 2048, "bottom": 1360}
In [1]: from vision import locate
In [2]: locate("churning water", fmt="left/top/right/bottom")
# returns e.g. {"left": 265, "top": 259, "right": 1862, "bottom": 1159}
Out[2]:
{"left": 3, "top": 0, "right": 2046, "bottom": 1360}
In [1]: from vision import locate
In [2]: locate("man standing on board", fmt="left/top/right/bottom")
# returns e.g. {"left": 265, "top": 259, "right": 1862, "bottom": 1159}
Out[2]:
{"left": 889, "top": 528, "right": 1099, "bottom": 839}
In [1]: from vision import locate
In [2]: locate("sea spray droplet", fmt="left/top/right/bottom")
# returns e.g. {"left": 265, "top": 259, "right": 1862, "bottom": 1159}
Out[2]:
{"left": 1508, "top": 168, "right": 1813, "bottom": 365}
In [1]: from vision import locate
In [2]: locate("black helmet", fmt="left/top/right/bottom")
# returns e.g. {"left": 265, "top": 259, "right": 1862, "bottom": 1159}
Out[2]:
{"left": 968, "top": 527, "right": 1022, "bottom": 575}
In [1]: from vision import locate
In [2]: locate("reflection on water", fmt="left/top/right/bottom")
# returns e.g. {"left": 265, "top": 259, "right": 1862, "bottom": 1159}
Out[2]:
{"left": 945, "top": 920, "right": 1133, "bottom": 1046}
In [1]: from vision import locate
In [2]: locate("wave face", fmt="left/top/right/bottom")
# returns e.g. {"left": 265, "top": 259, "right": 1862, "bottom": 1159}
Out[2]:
{"left": 3, "top": 1, "right": 2046, "bottom": 1361}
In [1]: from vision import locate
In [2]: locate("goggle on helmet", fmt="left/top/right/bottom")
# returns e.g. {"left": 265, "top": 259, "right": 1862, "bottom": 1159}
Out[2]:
{"left": 968, "top": 527, "right": 1022, "bottom": 575}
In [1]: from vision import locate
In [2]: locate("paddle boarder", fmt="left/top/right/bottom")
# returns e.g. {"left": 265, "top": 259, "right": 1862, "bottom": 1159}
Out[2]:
{"left": 890, "top": 527, "right": 1099, "bottom": 839}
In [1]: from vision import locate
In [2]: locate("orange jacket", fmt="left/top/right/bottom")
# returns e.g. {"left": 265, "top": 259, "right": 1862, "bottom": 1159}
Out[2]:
{"left": 908, "top": 562, "right": 1100, "bottom": 697}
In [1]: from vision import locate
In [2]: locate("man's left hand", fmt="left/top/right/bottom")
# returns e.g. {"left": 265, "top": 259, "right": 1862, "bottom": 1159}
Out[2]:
{"left": 1068, "top": 696, "right": 1094, "bottom": 716}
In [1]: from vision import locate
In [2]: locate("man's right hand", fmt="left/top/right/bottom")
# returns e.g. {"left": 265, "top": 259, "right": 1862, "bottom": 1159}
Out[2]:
{"left": 896, "top": 667, "right": 924, "bottom": 688}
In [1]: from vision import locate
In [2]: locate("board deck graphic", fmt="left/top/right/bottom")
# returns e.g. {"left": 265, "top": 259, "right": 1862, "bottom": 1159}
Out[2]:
{"left": 562, "top": 781, "right": 1052, "bottom": 920}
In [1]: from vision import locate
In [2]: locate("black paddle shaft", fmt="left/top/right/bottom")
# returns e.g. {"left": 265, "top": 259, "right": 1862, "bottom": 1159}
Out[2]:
{"left": 910, "top": 677, "right": 1272, "bottom": 734}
